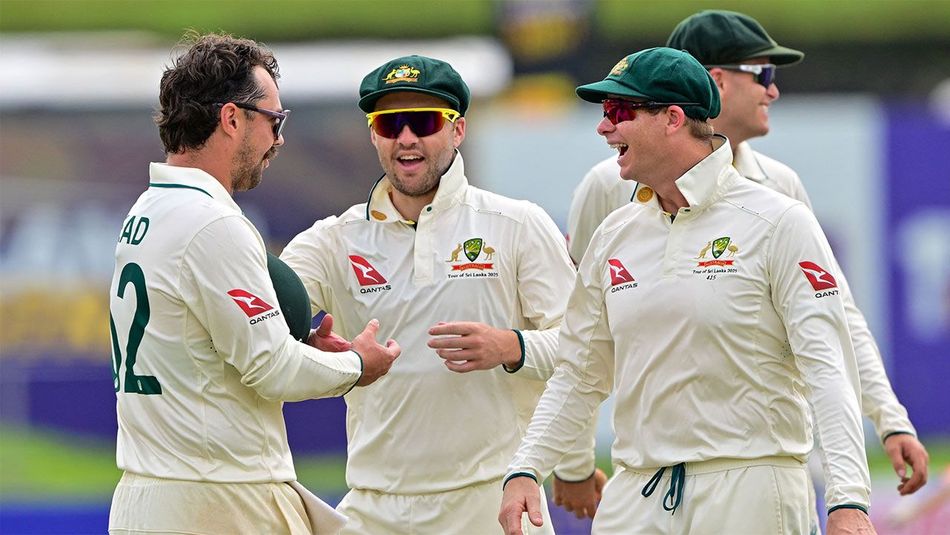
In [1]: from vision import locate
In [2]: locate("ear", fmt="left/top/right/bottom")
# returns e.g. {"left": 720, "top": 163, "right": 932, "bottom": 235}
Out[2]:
{"left": 707, "top": 67, "right": 727, "bottom": 93}
{"left": 665, "top": 105, "right": 688, "bottom": 133}
{"left": 218, "top": 103, "right": 243, "bottom": 140}
{"left": 452, "top": 117, "right": 466, "bottom": 148}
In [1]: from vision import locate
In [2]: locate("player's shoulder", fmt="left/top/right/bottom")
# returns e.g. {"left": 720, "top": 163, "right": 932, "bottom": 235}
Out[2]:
{"left": 724, "top": 172, "right": 806, "bottom": 226}
{"left": 463, "top": 185, "right": 552, "bottom": 224}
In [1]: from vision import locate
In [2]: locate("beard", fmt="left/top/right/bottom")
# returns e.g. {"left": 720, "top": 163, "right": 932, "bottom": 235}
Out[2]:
{"left": 382, "top": 148, "right": 455, "bottom": 198}
{"left": 231, "top": 135, "right": 275, "bottom": 192}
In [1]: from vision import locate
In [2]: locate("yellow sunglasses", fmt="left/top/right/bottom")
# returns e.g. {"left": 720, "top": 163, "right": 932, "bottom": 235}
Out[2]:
{"left": 365, "top": 107, "right": 461, "bottom": 138}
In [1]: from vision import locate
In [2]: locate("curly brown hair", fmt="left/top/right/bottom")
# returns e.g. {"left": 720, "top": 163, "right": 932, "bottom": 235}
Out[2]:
{"left": 155, "top": 31, "right": 280, "bottom": 154}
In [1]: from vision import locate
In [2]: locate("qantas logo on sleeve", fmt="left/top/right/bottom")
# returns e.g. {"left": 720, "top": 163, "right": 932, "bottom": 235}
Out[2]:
{"left": 348, "top": 255, "right": 392, "bottom": 293}
{"left": 798, "top": 261, "right": 839, "bottom": 297}
{"left": 227, "top": 289, "right": 274, "bottom": 317}
{"left": 607, "top": 258, "right": 638, "bottom": 292}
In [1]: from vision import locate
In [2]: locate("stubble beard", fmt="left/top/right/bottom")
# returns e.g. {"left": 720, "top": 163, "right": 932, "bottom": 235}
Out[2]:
{"left": 231, "top": 136, "right": 270, "bottom": 193}
{"left": 383, "top": 149, "right": 455, "bottom": 198}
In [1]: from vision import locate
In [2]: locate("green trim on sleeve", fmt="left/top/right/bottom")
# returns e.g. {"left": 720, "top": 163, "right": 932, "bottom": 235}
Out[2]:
{"left": 342, "top": 349, "right": 364, "bottom": 395}
{"left": 502, "top": 329, "right": 526, "bottom": 373}
{"left": 503, "top": 472, "right": 538, "bottom": 489}
{"left": 827, "top": 504, "right": 868, "bottom": 515}
{"left": 882, "top": 430, "right": 915, "bottom": 443}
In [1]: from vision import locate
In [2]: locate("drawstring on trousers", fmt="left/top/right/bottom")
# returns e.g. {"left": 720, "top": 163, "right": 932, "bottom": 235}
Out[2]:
{"left": 640, "top": 462, "right": 686, "bottom": 514}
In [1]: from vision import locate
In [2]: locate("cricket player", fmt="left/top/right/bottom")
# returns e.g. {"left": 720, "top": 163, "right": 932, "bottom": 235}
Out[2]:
{"left": 562, "top": 10, "right": 928, "bottom": 522}
{"left": 500, "top": 47, "right": 876, "bottom": 535}
{"left": 281, "top": 55, "right": 582, "bottom": 533}
{"left": 108, "top": 33, "right": 400, "bottom": 534}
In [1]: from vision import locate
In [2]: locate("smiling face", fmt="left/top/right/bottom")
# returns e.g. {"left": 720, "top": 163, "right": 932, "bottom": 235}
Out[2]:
{"left": 231, "top": 66, "right": 284, "bottom": 192}
{"left": 596, "top": 98, "right": 669, "bottom": 184}
{"left": 370, "top": 92, "right": 465, "bottom": 200}
{"left": 709, "top": 57, "right": 779, "bottom": 146}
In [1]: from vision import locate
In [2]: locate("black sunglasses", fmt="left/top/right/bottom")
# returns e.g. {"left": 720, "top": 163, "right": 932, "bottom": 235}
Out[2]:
{"left": 216, "top": 102, "right": 290, "bottom": 140}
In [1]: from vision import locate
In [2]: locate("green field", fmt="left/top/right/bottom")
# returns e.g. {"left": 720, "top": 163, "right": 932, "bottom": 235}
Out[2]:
{"left": 2, "top": 424, "right": 947, "bottom": 503}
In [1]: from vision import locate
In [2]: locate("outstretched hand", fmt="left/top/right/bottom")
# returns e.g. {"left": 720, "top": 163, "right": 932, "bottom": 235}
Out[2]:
{"left": 306, "top": 312, "right": 352, "bottom": 352}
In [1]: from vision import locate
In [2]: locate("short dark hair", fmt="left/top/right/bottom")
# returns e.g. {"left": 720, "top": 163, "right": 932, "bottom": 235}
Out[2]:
{"left": 155, "top": 32, "right": 280, "bottom": 154}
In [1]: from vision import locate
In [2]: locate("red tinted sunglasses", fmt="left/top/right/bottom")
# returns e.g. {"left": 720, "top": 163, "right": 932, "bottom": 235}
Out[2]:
{"left": 602, "top": 98, "right": 700, "bottom": 125}
{"left": 366, "top": 108, "right": 461, "bottom": 139}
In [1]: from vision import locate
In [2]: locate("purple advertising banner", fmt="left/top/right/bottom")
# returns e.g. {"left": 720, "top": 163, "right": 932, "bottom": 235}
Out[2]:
{"left": 885, "top": 103, "right": 950, "bottom": 437}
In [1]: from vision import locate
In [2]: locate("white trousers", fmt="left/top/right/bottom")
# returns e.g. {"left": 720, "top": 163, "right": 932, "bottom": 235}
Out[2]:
{"left": 336, "top": 477, "right": 555, "bottom": 535}
{"left": 109, "top": 472, "right": 311, "bottom": 534}
{"left": 592, "top": 456, "right": 810, "bottom": 535}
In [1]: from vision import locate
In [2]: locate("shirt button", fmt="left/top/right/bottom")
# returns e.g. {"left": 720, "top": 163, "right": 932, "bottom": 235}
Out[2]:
{"left": 426, "top": 207, "right": 432, "bottom": 212}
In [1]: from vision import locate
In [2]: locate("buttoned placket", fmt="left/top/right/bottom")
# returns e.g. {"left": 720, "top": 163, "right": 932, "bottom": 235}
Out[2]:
{"left": 413, "top": 204, "right": 436, "bottom": 286}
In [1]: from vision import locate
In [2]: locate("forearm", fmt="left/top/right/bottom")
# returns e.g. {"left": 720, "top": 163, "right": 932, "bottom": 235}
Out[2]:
{"left": 507, "top": 327, "right": 560, "bottom": 380}
{"left": 244, "top": 335, "right": 362, "bottom": 401}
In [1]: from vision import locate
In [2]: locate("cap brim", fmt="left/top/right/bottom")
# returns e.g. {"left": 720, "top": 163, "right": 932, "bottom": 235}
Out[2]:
{"left": 746, "top": 44, "right": 804, "bottom": 66}
{"left": 575, "top": 79, "right": 651, "bottom": 104}
{"left": 359, "top": 87, "right": 462, "bottom": 113}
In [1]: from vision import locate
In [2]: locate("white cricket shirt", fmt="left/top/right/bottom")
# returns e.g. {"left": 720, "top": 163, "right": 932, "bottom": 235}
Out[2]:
{"left": 567, "top": 141, "right": 915, "bottom": 441}
{"left": 510, "top": 138, "right": 872, "bottom": 509}
{"left": 281, "top": 153, "right": 586, "bottom": 494}
{"left": 110, "top": 163, "right": 362, "bottom": 483}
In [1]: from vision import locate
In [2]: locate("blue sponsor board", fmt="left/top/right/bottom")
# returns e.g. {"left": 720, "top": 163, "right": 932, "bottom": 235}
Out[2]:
{"left": 885, "top": 103, "right": 950, "bottom": 436}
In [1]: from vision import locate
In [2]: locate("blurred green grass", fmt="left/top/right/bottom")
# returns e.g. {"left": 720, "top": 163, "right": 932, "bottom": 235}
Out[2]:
{"left": 1, "top": 0, "right": 948, "bottom": 43}
{"left": 2, "top": 424, "right": 948, "bottom": 502}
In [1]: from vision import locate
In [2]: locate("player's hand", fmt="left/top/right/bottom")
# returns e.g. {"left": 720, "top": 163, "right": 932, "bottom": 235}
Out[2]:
{"left": 427, "top": 321, "right": 520, "bottom": 373}
{"left": 352, "top": 319, "right": 400, "bottom": 387}
{"left": 883, "top": 433, "right": 929, "bottom": 495}
{"left": 826, "top": 507, "right": 876, "bottom": 534}
{"left": 553, "top": 469, "right": 607, "bottom": 519}
{"left": 306, "top": 313, "right": 352, "bottom": 352}
{"left": 499, "top": 476, "right": 543, "bottom": 535}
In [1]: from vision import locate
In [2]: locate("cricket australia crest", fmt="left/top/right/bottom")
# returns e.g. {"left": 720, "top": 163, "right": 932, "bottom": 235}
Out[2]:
{"left": 446, "top": 237, "right": 498, "bottom": 279}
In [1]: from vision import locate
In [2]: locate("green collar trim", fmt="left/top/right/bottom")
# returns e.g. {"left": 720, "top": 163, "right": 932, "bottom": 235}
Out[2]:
{"left": 149, "top": 183, "right": 213, "bottom": 198}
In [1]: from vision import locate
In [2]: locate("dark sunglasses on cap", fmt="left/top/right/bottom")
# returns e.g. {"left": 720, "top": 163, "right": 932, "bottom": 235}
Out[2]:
{"left": 215, "top": 102, "right": 291, "bottom": 141}
{"left": 602, "top": 98, "right": 700, "bottom": 125}
{"left": 707, "top": 63, "right": 777, "bottom": 88}
{"left": 366, "top": 108, "right": 461, "bottom": 139}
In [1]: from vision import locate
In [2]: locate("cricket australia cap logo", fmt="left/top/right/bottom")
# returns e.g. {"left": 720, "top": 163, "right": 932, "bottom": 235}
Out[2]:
{"left": 349, "top": 255, "right": 392, "bottom": 294}
{"left": 384, "top": 64, "right": 421, "bottom": 84}
{"left": 446, "top": 237, "right": 498, "bottom": 279}
{"left": 610, "top": 57, "right": 629, "bottom": 76}
{"left": 607, "top": 258, "right": 637, "bottom": 293}
{"left": 228, "top": 289, "right": 273, "bottom": 317}
{"left": 798, "top": 261, "right": 839, "bottom": 298}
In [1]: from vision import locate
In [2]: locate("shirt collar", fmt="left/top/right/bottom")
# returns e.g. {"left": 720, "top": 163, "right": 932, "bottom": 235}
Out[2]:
{"left": 148, "top": 162, "right": 241, "bottom": 213}
{"left": 364, "top": 150, "right": 468, "bottom": 222}
{"left": 632, "top": 134, "right": 735, "bottom": 212}
{"left": 731, "top": 140, "right": 766, "bottom": 182}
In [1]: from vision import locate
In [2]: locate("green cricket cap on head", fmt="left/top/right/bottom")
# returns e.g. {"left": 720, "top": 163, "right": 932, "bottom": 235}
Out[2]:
{"left": 667, "top": 10, "right": 804, "bottom": 66}
{"left": 575, "top": 47, "right": 721, "bottom": 120}
{"left": 358, "top": 55, "right": 471, "bottom": 115}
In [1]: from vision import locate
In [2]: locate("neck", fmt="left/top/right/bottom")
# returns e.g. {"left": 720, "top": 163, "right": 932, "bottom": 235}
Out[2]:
{"left": 709, "top": 118, "right": 750, "bottom": 148}
{"left": 390, "top": 188, "right": 436, "bottom": 222}
{"left": 166, "top": 150, "right": 234, "bottom": 194}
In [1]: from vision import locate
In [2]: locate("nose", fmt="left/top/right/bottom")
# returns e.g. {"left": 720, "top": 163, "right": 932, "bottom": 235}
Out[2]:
{"left": 274, "top": 132, "right": 285, "bottom": 147}
{"left": 766, "top": 82, "right": 780, "bottom": 101}
{"left": 596, "top": 116, "right": 615, "bottom": 136}
{"left": 396, "top": 124, "right": 420, "bottom": 144}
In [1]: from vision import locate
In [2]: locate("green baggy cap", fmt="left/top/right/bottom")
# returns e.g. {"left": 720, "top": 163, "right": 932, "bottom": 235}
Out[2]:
{"left": 667, "top": 10, "right": 804, "bottom": 66}
{"left": 575, "top": 47, "right": 721, "bottom": 120}
{"left": 358, "top": 55, "right": 471, "bottom": 115}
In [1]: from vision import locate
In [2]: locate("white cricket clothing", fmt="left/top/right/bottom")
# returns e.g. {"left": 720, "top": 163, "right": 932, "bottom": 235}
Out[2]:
{"left": 110, "top": 163, "right": 363, "bottom": 484}
{"left": 592, "top": 458, "right": 810, "bottom": 534}
{"left": 336, "top": 477, "right": 555, "bottom": 535}
{"left": 509, "top": 138, "right": 872, "bottom": 510}
{"left": 567, "top": 141, "right": 916, "bottom": 442}
{"left": 281, "top": 153, "right": 586, "bottom": 500}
